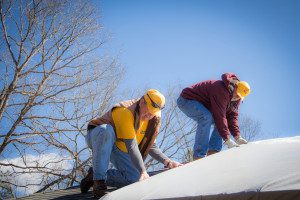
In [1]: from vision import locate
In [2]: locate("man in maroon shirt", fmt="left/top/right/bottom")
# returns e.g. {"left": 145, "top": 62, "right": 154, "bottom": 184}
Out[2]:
{"left": 177, "top": 73, "right": 251, "bottom": 160}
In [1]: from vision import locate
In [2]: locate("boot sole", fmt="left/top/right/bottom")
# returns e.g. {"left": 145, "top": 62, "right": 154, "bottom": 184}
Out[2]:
{"left": 80, "top": 177, "right": 93, "bottom": 193}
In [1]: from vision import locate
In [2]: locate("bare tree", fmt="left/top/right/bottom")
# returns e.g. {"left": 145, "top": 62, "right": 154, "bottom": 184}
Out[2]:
{"left": 0, "top": 172, "right": 14, "bottom": 199}
{"left": 239, "top": 114, "right": 261, "bottom": 141}
{"left": 0, "top": 0, "right": 122, "bottom": 197}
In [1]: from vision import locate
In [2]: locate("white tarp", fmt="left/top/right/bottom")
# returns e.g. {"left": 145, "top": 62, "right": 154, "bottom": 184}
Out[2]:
{"left": 101, "top": 136, "right": 300, "bottom": 200}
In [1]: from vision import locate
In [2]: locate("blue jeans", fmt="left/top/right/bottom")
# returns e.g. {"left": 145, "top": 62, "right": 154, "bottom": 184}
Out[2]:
{"left": 85, "top": 124, "right": 140, "bottom": 187}
{"left": 177, "top": 96, "right": 223, "bottom": 159}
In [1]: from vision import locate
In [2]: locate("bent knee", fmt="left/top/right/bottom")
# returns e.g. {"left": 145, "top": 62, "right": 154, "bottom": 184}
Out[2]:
{"left": 103, "top": 124, "right": 115, "bottom": 136}
{"left": 195, "top": 111, "right": 213, "bottom": 123}
{"left": 91, "top": 124, "right": 116, "bottom": 143}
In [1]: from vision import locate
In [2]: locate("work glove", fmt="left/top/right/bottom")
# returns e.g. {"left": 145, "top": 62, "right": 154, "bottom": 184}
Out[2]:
{"left": 235, "top": 136, "right": 248, "bottom": 145}
{"left": 139, "top": 171, "right": 150, "bottom": 181}
{"left": 224, "top": 138, "right": 239, "bottom": 149}
{"left": 164, "top": 159, "right": 184, "bottom": 169}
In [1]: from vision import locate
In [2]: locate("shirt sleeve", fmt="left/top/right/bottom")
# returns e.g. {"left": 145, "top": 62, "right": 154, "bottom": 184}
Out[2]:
{"left": 148, "top": 143, "right": 169, "bottom": 164}
{"left": 112, "top": 107, "right": 136, "bottom": 139}
{"left": 124, "top": 139, "right": 146, "bottom": 173}
{"left": 209, "top": 89, "right": 231, "bottom": 141}
{"left": 227, "top": 100, "right": 241, "bottom": 137}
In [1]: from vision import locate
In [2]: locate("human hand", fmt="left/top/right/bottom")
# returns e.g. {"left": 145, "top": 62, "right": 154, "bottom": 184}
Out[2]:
{"left": 224, "top": 138, "right": 239, "bottom": 148}
{"left": 139, "top": 171, "right": 150, "bottom": 181}
{"left": 235, "top": 136, "right": 248, "bottom": 145}
{"left": 164, "top": 159, "right": 184, "bottom": 169}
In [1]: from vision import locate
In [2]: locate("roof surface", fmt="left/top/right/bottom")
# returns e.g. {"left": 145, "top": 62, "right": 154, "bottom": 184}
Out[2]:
{"left": 16, "top": 186, "right": 96, "bottom": 200}
{"left": 16, "top": 169, "right": 165, "bottom": 199}
{"left": 15, "top": 137, "right": 300, "bottom": 200}
{"left": 101, "top": 136, "right": 300, "bottom": 200}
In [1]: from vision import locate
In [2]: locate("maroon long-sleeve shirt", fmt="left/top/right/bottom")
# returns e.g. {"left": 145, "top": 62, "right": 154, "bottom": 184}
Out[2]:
{"left": 180, "top": 73, "right": 241, "bottom": 140}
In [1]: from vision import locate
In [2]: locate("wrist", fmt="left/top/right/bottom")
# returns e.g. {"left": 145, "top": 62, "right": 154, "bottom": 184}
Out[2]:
{"left": 234, "top": 136, "right": 241, "bottom": 140}
{"left": 224, "top": 138, "right": 230, "bottom": 143}
{"left": 140, "top": 170, "right": 147, "bottom": 175}
{"left": 164, "top": 159, "right": 171, "bottom": 167}
{"left": 224, "top": 136, "right": 230, "bottom": 142}
{"left": 139, "top": 165, "right": 147, "bottom": 174}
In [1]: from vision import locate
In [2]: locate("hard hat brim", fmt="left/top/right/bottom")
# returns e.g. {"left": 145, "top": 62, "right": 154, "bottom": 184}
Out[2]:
{"left": 237, "top": 92, "right": 245, "bottom": 101}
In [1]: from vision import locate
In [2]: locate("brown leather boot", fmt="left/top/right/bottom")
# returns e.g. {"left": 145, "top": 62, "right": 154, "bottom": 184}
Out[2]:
{"left": 93, "top": 180, "right": 107, "bottom": 198}
{"left": 80, "top": 167, "right": 93, "bottom": 193}
{"left": 207, "top": 150, "right": 219, "bottom": 156}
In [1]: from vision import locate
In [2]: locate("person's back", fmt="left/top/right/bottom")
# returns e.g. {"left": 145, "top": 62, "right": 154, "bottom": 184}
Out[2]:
{"left": 181, "top": 79, "right": 228, "bottom": 112}
{"left": 180, "top": 73, "right": 240, "bottom": 111}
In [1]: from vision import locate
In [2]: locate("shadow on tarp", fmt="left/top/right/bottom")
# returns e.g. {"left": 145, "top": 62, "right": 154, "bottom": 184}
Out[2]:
{"left": 152, "top": 190, "right": 300, "bottom": 200}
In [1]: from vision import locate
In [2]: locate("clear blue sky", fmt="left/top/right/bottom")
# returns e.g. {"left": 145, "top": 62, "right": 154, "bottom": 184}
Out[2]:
{"left": 99, "top": 0, "right": 300, "bottom": 138}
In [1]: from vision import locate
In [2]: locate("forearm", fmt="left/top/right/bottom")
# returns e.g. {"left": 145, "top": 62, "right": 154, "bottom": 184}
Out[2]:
{"left": 124, "top": 139, "right": 146, "bottom": 173}
{"left": 227, "top": 115, "right": 240, "bottom": 138}
{"left": 148, "top": 143, "right": 169, "bottom": 164}
{"left": 149, "top": 145, "right": 183, "bottom": 169}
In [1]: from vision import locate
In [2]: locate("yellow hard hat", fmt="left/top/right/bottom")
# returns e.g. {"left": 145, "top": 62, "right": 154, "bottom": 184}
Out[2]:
{"left": 236, "top": 81, "right": 251, "bottom": 100}
{"left": 144, "top": 89, "right": 165, "bottom": 115}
